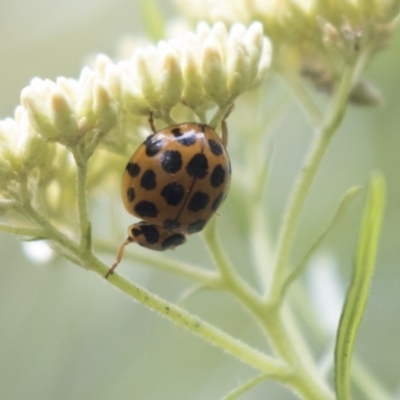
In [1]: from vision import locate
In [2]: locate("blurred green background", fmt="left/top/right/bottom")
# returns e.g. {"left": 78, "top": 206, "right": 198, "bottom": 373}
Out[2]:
{"left": 1, "top": 1, "right": 399, "bottom": 399}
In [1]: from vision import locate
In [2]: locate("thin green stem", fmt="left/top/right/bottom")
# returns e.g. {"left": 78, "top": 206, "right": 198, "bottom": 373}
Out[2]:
{"left": 194, "top": 108, "right": 207, "bottom": 124}
{"left": 281, "top": 186, "right": 362, "bottom": 298}
{"left": 246, "top": 129, "right": 274, "bottom": 290}
{"left": 222, "top": 373, "right": 269, "bottom": 400}
{"left": 72, "top": 147, "right": 91, "bottom": 254}
{"left": 95, "top": 239, "right": 221, "bottom": 287}
{"left": 209, "top": 105, "right": 231, "bottom": 129}
{"left": 0, "top": 199, "right": 18, "bottom": 210}
{"left": 248, "top": 206, "right": 274, "bottom": 291}
{"left": 24, "top": 206, "right": 80, "bottom": 259}
{"left": 203, "top": 219, "right": 334, "bottom": 399}
{"left": 279, "top": 70, "right": 324, "bottom": 127}
{"left": 267, "top": 62, "right": 358, "bottom": 305}
{"left": 88, "top": 253, "right": 289, "bottom": 377}
{"left": 17, "top": 175, "right": 80, "bottom": 261}
{"left": 8, "top": 194, "right": 285, "bottom": 379}
{"left": 202, "top": 218, "right": 261, "bottom": 306}
{"left": 0, "top": 224, "right": 45, "bottom": 238}
{"left": 85, "top": 131, "right": 107, "bottom": 158}
{"left": 259, "top": 307, "right": 335, "bottom": 400}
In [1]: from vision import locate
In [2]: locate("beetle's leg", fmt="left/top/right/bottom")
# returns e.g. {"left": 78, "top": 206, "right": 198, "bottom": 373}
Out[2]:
{"left": 105, "top": 237, "right": 132, "bottom": 278}
{"left": 221, "top": 105, "right": 234, "bottom": 147}
{"left": 148, "top": 112, "right": 157, "bottom": 134}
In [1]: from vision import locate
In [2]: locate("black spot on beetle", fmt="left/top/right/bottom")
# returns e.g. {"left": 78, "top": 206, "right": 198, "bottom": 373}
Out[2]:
{"left": 210, "top": 165, "right": 225, "bottom": 188}
{"left": 208, "top": 139, "right": 223, "bottom": 156}
{"left": 186, "top": 153, "right": 208, "bottom": 179}
{"left": 140, "top": 169, "right": 157, "bottom": 190}
{"left": 163, "top": 219, "right": 181, "bottom": 230}
{"left": 161, "top": 182, "right": 184, "bottom": 206}
{"left": 140, "top": 224, "right": 160, "bottom": 244}
{"left": 211, "top": 193, "right": 224, "bottom": 212}
{"left": 131, "top": 228, "right": 141, "bottom": 237}
{"left": 177, "top": 132, "right": 196, "bottom": 146}
{"left": 144, "top": 134, "right": 163, "bottom": 157}
{"left": 188, "top": 191, "right": 209, "bottom": 212}
{"left": 187, "top": 219, "right": 206, "bottom": 233}
{"left": 161, "top": 233, "right": 186, "bottom": 249}
{"left": 171, "top": 127, "right": 182, "bottom": 136}
{"left": 161, "top": 150, "right": 182, "bottom": 173}
{"left": 127, "top": 187, "right": 135, "bottom": 202}
{"left": 134, "top": 201, "right": 158, "bottom": 218}
{"left": 126, "top": 162, "right": 140, "bottom": 177}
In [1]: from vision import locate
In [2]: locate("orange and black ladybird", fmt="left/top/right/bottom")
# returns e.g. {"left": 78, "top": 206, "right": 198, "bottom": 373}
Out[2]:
{"left": 106, "top": 113, "right": 231, "bottom": 277}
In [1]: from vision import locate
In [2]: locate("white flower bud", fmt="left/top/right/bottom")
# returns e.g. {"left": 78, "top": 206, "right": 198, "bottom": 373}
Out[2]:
{"left": 76, "top": 74, "right": 96, "bottom": 125}
{"left": 21, "top": 86, "right": 59, "bottom": 140}
{"left": 16, "top": 106, "right": 56, "bottom": 170}
{"left": 181, "top": 45, "right": 205, "bottom": 109}
{"left": 159, "top": 48, "right": 183, "bottom": 111}
{"left": 93, "top": 82, "right": 118, "bottom": 133}
{"left": 226, "top": 43, "right": 250, "bottom": 98}
{"left": 0, "top": 119, "right": 18, "bottom": 176}
{"left": 94, "top": 54, "right": 114, "bottom": 78}
{"left": 0, "top": 153, "right": 12, "bottom": 188}
{"left": 244, "top": 21, "right": 265, "bottom": 81}
{"left": 202, "top": 37, "right": 228, "bottom": 106}
{"left": 51, "top": 89, "right": 78, "bottom": 141}
{"left": 135, "top": 48, "right": 159, "bottom": 109}
{"left": 211, "top": 22, "right": 229, "bottom": 57}
{"left": 105, "top": 66, "right": 123, "bottom": 102}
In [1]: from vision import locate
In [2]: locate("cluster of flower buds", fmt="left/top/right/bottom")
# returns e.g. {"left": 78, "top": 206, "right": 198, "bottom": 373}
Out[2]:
{"left": 108, "top": 21, "right": 271, "bottom": 120}
{"left": 7, "top": 21, "right": 271, "bottom": 160}
{"left": 176, "top": 0, "right": 400, "bottom": 105}
{"left": 0, "top": 107, "right": 55, "bottom": 192}
{"left": 20, "top": 72, "right": 118, "bottom": 149}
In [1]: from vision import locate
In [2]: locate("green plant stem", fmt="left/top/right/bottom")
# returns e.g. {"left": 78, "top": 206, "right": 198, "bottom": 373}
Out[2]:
{"left": 209, "top": 104, "right": 232, "bottom": 129}
{"left": 248, "top": 206, "right": 274, "bottom": 290}
{"left": 87, "top": 253, "right": 289, "bottom": 377}
{"left": 0, "top": 224, "right": 44, "bottom": 238}
{"left": 280, "top": 70, "right": 324, "bottom": 127}
{"left": 14, "top": 196, "right": 289, "bottom": 377}
{"left": 203, "top": 219, "right": 335, "bottom": 400}
{"left": 95, "top": 239, "right": 221, "bottom": 287}
{"left": 203, "top": 219, "right": 261, "bottom": 306}
{"left": 281, "top": 186, "right": 362, "bottom": 298}
{"left": 222, "top": 373, "right": 269, "bottom": 400}
{"left": 22, "top": 205, "right": 80, "bottom": 260}
{"left": 259, "top": 307, "right": 335, "bottom": 400}
{"left": 267, "top": 63, "right": 357, "bottom": 305}
{"left": 73, "top": 147, "right": 91, "bottom": 254}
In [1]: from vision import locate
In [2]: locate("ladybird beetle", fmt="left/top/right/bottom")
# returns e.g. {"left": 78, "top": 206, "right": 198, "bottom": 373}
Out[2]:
{"left": 106, "top": 113, "right": 231, "bottom": 277}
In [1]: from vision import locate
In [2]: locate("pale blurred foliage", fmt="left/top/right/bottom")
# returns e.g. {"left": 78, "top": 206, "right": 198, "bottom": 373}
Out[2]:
{"left": 0, "top": 1, "right": 400, "bottom": 399}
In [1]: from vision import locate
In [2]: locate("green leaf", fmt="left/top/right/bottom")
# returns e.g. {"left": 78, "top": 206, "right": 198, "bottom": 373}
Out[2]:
{"left": 334, "top": 174, "right": 386, "bottom": 400}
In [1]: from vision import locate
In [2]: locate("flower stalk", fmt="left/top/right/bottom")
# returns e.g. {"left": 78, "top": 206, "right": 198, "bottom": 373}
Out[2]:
{"left": 267, "top": 60, "right": 358, "bottom": 306}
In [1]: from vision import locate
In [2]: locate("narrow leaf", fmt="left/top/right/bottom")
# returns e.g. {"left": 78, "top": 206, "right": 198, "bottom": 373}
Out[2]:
{"left": 334, "top": 174, "right": 386, "bottom": 400}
